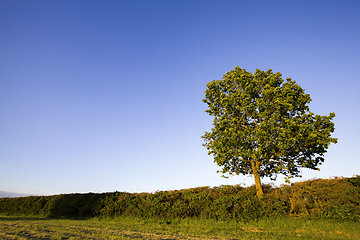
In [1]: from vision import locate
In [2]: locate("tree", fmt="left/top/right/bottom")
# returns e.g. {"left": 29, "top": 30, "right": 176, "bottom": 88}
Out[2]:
{"left": 202, "top": 66, "right": 337, "bottom": 198}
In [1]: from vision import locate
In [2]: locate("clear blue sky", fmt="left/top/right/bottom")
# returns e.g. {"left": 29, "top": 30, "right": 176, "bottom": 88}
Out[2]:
{"left": 1, "top": 0, "right": 359, "bottom": 196}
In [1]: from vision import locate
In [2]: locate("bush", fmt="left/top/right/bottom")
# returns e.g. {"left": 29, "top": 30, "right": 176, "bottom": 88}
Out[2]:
{"left": 0, "top": 176, "right": 359, "bottom": 221}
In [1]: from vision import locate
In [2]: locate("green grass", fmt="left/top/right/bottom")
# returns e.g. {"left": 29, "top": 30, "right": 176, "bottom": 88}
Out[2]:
{"left": 0, "top": 215, "right": 359, "bottom": 239}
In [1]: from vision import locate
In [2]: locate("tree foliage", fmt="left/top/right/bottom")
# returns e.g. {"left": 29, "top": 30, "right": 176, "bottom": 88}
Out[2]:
{"left": 202, "top": 66, "right": 337, "bottom": 197}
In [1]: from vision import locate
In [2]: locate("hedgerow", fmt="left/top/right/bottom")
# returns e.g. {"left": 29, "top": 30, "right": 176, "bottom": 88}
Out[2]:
{"left": 0, "top": 176, "right": 359, "bottom": 221}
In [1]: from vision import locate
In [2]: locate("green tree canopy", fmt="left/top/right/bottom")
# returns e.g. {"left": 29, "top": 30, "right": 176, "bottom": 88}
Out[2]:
{"left": 202, "top": 66, "right": 337, "bottom": 198}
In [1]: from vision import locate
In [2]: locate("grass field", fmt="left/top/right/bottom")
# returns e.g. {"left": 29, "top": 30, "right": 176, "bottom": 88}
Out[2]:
{"left": 1, "top": 215, "right": 359, "bottom": 240}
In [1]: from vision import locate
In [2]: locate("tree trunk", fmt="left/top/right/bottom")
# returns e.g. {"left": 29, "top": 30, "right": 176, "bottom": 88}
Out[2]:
{"left": 251, "top": 160, "right": 264, "bottom": 198}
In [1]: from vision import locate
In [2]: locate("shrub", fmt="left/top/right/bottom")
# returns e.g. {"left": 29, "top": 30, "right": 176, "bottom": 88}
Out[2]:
{"left": 0, "top": 176, "right": 359, "bottom": 221}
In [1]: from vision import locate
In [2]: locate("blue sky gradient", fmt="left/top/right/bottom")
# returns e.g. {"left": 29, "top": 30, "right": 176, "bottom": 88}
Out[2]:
{"left": 1, "top": 0, "right": 359, "bottom": 196}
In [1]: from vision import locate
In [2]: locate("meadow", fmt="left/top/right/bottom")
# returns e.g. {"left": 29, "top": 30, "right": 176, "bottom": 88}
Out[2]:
{"left": 1, "top": 214, "right": 360, "bottom": 239}
{"left": 1, "top": 176, "right": 359, "bottom": 239}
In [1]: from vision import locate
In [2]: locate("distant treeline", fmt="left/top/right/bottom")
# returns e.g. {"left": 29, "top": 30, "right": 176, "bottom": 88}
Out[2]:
{"left": 1, "top": 176, "right": 359, "bottom": 221}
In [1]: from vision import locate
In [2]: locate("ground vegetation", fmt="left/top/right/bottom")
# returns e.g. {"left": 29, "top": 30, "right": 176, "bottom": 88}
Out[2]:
{"left": 0, "top": 176, "right": 359, "bottom": 222}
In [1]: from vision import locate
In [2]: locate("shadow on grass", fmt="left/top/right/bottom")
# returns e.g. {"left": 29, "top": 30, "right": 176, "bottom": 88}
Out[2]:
{"left": 0, "top": 215, "right": 49, "bottom": 221}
